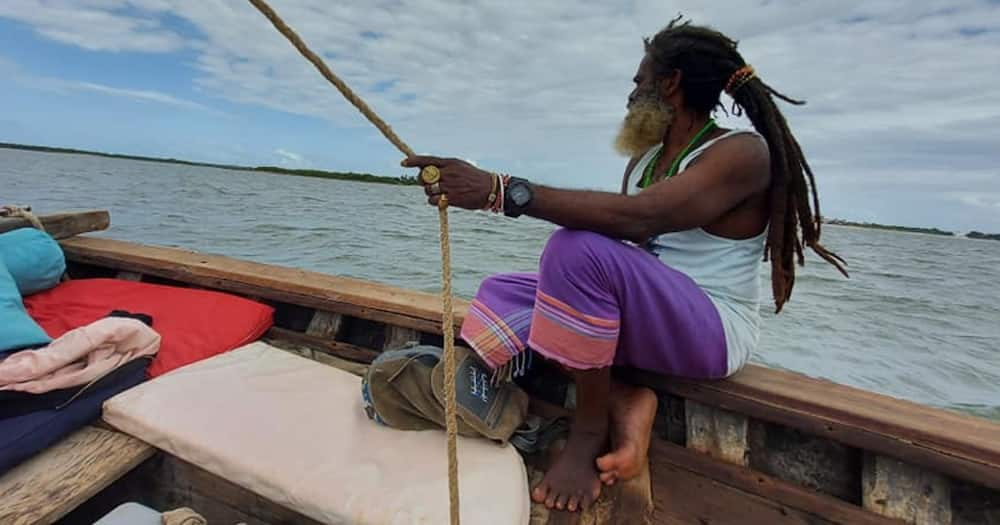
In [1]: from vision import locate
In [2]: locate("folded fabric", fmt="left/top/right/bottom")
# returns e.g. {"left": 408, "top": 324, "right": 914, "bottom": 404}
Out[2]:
{"left": 0, "top": 260, "right": 51, "bottom": 354}
{"left": 362, "top": 344, "right": 529, "bottom": 444}
{"left": 0, "top": 358, "right": 151, "bottom": 420}
{"left": 0, "top": 227, "right": 65, "bottom": 296}
{"left": 0, "top": 317, "right": 160, "bottom": 394}
{"left": 0, "top": 355, "right": 150, "bottom": 474}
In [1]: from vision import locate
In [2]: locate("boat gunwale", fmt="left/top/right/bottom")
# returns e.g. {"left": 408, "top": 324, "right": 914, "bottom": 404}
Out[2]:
{"left": 56, "top": 235, "right": 1000, "bottom": 490}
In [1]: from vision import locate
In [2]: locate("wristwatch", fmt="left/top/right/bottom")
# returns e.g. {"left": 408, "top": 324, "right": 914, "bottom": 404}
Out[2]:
{"left": 504, "top": 177, "right": 533, "bottom": 218}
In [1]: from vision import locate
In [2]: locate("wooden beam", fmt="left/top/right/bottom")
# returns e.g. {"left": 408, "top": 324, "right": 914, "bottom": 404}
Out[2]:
{"left": 115, "top": 270, "right": 143, "bottom": 281}
{"left": 60, "top": 236, "right": 468, "bottom": 335}
{"left": 0, "top": 210, "right": 109, "bottom": 239}
{"left": 382, "top": 325, "right": 421, "bottom": 351}
{"left": 305, "top": 310, "right": 343, "bottom": 339}
{"left": 626, "top": 367, "right": 1000, "bottom": 491}
{"left": 265, "top": 327, "right": 380, "bottom": 364}
{"left": 952, "top": 480, "right": 1000, "bottom": 525}
{"left": 266, "top": 337, "right": 368, "bottom": 377}
{"left": 686, "top": 400, "right": 749, "bottom": 466}
{"left": 749, "top": 420, "right": 861, "bottom": 503}
{"left": 657, "top": 393, "right": 687, "bottom": 445}
{"left": 863, "top": 454, "right": 952, "bottom": 524}
{"left": 651, "top": 440, "right": 905, "bottom": 525}
{"left": 0, "top": 426, "right": 154, "bottom": 525}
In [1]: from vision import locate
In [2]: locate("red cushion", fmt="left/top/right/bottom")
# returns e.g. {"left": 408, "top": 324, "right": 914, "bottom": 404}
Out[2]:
{"left": 24, "top": 278, "right": 274, "bottom": 377}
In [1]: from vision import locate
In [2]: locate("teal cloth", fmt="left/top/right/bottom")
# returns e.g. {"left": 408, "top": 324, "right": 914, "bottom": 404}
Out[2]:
{"left": 0, "top": 228, "right": 66, "bottom": 296}
{"left": 0, "top": 260, "right": 51, "bottom": 353}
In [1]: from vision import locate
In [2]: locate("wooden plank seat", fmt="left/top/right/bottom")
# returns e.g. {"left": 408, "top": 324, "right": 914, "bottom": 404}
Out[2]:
{"left": 0, "top": 426, "right": 155, "bottom": 525}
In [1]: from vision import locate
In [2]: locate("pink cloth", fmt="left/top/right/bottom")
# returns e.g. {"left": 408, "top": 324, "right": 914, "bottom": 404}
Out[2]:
{"left": 0, "top": 317, "right": 160, "bottom": 393}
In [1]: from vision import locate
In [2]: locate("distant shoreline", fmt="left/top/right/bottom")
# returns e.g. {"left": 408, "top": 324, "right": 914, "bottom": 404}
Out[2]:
{"left": 821, "top": 220, "right": 998, "bottom": 241}
{"left": 3, "top": 141, "right": 999, "bottom": 240}
{"left": 0, "top": 142, "right": 420, "bottom": 186}
{"left": 822, "top": 219, "right": 954, "bottom": 237}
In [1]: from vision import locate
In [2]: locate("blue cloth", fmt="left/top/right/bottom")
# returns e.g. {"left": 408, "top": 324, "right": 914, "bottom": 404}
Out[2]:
{"left": 0, "top": 357, "right": 150, "bottom": 475}
{"left": 0, "top": 228, "right": 66, "bottom": 295}
{"left": 0, "top": 261, "right": 51, "bottom": 354}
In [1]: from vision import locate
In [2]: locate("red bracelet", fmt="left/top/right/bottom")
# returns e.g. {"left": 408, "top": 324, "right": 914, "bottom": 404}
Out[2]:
{"left": 493, "top": 175, "right": 510, "bottom": 214}
{"left": 481, "top": 173, "right": 511, "bottom": 214}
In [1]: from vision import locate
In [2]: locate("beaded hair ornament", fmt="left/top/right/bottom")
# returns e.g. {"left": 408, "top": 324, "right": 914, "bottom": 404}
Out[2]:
{"left": 725, "top": 65, "right": 756, "bottom": 95}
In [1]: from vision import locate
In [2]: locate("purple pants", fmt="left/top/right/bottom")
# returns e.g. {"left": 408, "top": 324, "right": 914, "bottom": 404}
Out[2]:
{"left": 460, "top": 229, "right": 728, "bottom": 379}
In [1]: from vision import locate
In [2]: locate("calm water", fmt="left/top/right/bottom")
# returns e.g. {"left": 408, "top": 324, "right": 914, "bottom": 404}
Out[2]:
{"left": 3, "top": 149, "right": 999, "bottom": 419}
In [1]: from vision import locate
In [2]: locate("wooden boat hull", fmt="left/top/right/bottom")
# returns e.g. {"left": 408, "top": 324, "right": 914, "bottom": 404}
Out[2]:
{"left": 1, "top": 212, "right": 998, "bottom": 524}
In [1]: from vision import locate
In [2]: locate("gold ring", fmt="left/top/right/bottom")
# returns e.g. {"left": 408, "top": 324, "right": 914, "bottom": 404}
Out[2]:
{"left": 420, "top": 166, "right": 441, "bottom": 185}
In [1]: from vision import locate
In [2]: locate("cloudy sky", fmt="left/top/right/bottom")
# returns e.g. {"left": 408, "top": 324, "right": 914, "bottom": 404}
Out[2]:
{"left": 2, "top": 0, "right": 999, "bottom": 232}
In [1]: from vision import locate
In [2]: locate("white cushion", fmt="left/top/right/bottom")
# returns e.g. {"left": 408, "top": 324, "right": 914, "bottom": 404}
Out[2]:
{"left": 103, "top": 341, "right": 530, "bottom": 524}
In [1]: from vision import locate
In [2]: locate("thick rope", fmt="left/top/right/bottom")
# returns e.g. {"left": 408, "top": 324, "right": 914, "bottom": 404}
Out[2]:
{"left": 0, "top": 205, "right": 45, "bottom": 231}
{"left": 246, "top": 0, "right": 414, "bottom": 158}
{"left": 245, "top": 2, "right": 461, "bottom": 523}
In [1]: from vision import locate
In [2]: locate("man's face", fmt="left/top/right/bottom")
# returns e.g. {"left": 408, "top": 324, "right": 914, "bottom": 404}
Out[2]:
{"left": 613, "top": 55, "right": 676, "bottom": 158}
{"left": 627, "top": 56, "right": 657, "bottom": 109}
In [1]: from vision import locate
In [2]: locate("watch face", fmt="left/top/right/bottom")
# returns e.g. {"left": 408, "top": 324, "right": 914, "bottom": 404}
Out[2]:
{"left": 510, "top": 183, "right": 531, "bottom": 205}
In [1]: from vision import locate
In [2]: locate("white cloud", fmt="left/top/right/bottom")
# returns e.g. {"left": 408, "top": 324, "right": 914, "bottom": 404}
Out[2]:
{"left": 3, "top": 0, "right": 1000, "bottom": 229}
{"left": 953, "top": 192, "right": 1000, "bottom": 210}
{"left": 1, "top": 56, "right": 221, "bottom": 115}
{"left": 0, "top": 0, "right": 185, "bottom": 52}
{"left": 72, "top": 81, "right": 216, "bottom": 112}
{"left": 274, "top": 148, "right": 305, "bottom": 167}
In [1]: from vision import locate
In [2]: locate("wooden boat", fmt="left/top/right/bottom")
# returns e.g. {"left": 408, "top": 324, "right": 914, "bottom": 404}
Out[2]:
{"left": 1, "top": 210, "right": 998, "bottom": 525}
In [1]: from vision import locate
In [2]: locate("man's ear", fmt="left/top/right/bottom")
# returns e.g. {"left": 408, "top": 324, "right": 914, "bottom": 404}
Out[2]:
{"left": 659, "top": 70, "right": 682, "bottom": 99}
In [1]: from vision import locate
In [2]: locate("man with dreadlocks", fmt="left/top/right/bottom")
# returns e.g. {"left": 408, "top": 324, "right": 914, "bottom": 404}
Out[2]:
{"left": 403, "top": 18, "right": 846, "bottom": 513}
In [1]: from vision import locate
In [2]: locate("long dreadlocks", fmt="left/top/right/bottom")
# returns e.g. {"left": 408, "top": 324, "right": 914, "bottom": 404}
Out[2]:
{"left": 644, "top": 17, "right": 848, "bottom": 313}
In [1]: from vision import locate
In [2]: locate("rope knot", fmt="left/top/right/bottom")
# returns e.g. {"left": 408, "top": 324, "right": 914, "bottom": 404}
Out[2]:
{"left": 0, "top": 205, "right": 46, "bottom": 231}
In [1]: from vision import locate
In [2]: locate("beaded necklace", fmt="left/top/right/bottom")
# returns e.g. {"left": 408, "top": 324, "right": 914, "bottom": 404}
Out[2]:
{"left": 638, "top": 118, "right": 717, "bottom": 189}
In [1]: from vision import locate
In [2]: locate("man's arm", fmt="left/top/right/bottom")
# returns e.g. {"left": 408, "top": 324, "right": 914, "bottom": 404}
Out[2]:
{"left": 526, "top": 135, "right": 769, "bottom": 243}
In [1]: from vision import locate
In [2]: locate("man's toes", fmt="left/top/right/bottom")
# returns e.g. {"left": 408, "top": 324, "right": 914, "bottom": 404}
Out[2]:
{"left": 532, "top": 483, "right": 549, "bottom": 504}
{"left": 599, "top": 470, "right": 617, "bottom": 484}
{"left": 545, "top": 491, "right": 557, "bottom": 509}
{"left": 555, "top": 492, "right": 569, "bottom": 510}
{"left": 567, "top": 495, "right": 580, "bottom": 512}
{"left": 596, "top": 452, "right": 619, "bottom": 472}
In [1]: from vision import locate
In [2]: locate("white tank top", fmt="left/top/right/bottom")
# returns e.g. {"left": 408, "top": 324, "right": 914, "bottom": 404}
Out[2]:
{"left": 627, "top": 129, "right": 767, "bottom": 375}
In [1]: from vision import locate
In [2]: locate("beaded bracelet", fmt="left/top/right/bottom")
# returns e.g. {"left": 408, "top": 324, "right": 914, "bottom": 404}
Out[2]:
{"left": 481, "top": 173, "right": 512, "bottom": 214}
{"left": 483, "top": 173, "right": 499, "bottom": 210}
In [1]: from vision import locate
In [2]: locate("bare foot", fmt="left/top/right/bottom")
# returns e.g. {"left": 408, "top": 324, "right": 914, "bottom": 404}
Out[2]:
{"left": 531, "top": 431, "right": 605, "bottom": 512}
{"left": 595, "top": 382, "right": 657, "bottom": 485}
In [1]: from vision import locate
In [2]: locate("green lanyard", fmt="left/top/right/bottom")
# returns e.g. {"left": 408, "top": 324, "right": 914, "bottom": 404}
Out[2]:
{"left": 638, "top": 118, "right": 717, "bottom": 189}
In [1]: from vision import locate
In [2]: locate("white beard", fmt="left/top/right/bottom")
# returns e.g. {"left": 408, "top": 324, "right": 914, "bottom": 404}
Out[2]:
{"left": 613, "top": 95, "right": 675, "bottom": 158}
